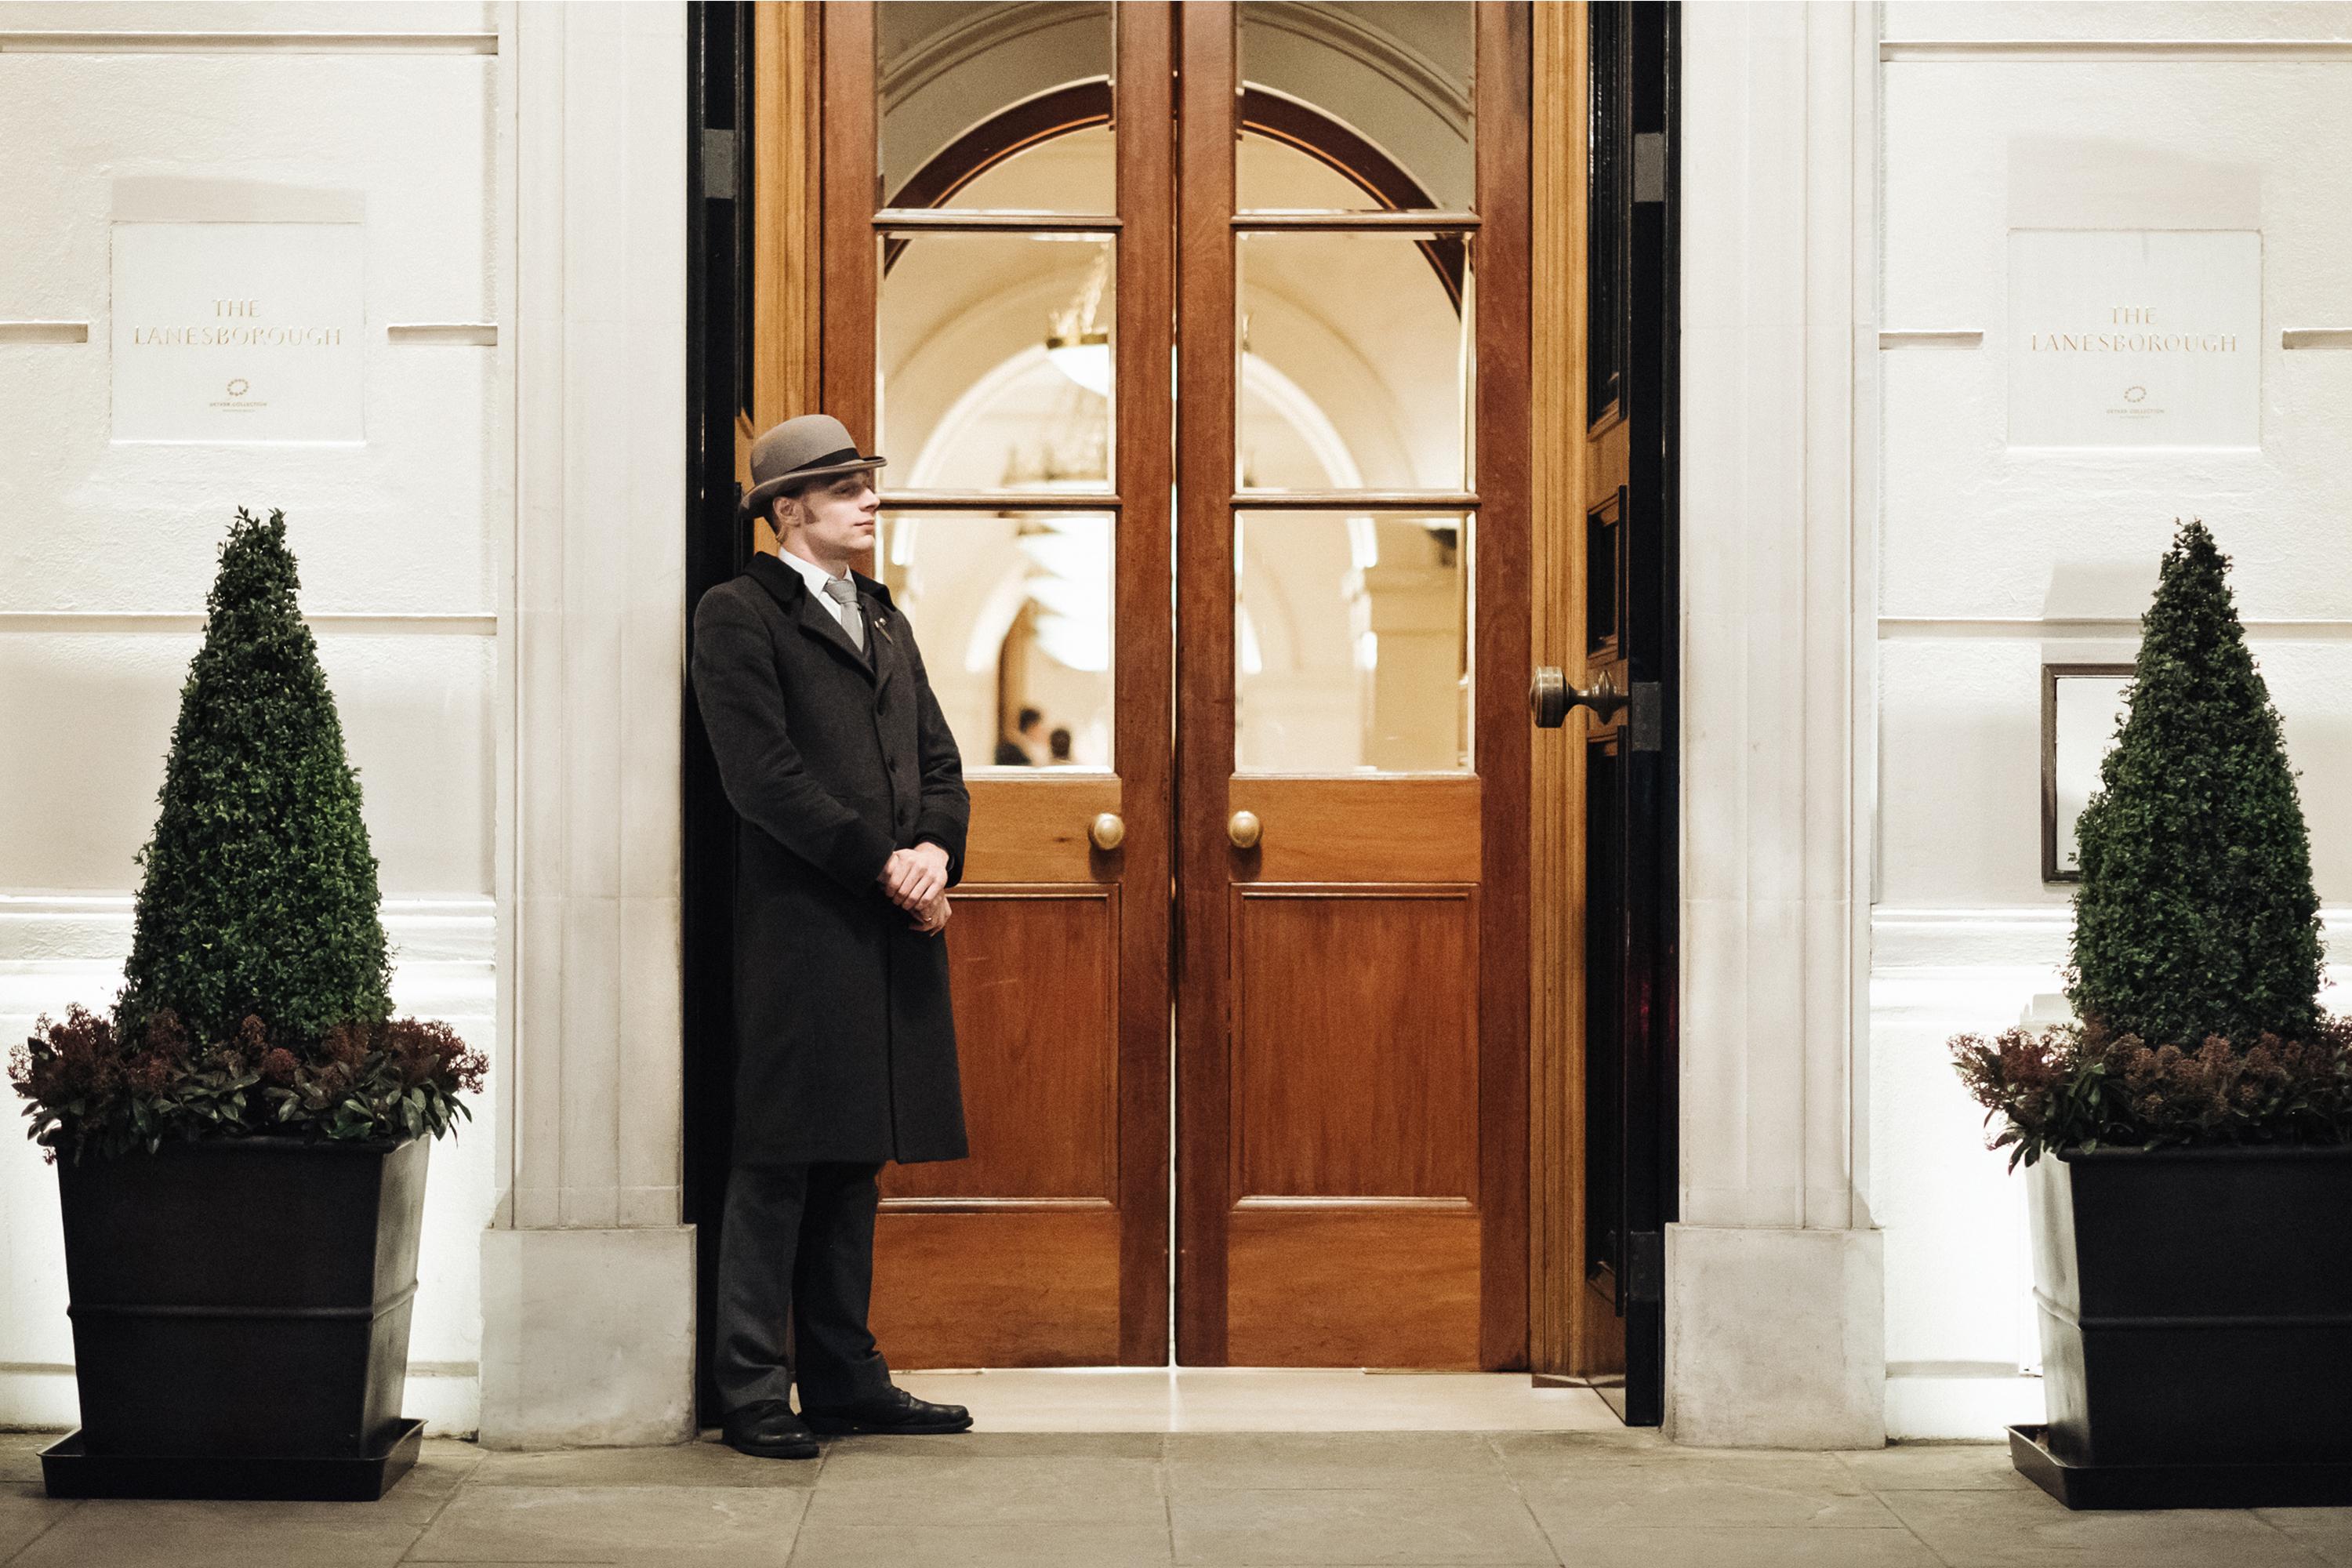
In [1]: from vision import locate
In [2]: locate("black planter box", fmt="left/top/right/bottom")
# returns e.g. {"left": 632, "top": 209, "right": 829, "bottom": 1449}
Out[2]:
{"left": 2018, "top": 1144, "right": 2352, "bottom": 1508}
{"left": 40, "top": 1136, "right": 430, "bottom": 1501}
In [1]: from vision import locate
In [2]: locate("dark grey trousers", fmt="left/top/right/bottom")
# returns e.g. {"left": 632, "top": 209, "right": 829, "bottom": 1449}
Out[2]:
{"left": 712, "top": 1160, "right": 895, "bottom": 1415}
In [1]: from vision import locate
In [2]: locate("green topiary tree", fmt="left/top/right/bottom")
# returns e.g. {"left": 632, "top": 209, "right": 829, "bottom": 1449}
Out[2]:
{"left": 115, "top": 508, "right": 392, "bottom": 1047}
{"left": 2066, "top": 517, "right": 2324, "bottom": 1046}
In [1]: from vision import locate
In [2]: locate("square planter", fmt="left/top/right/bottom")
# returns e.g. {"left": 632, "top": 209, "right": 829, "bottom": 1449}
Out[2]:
{"left": 2016, "top": 1144, "right": 2352, "bottom": 1508}
{"left": 39, "top": 1136, "right": 430, "bottom": 1501}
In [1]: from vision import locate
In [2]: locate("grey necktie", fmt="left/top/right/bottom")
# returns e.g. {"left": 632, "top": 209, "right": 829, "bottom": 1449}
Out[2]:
{"left": 821, "top": 575, "right": 864, "bottom": 653}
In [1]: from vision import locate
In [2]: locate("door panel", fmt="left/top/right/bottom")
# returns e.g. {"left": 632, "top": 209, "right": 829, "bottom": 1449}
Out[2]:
{"left": 1176, "top": 0, "right": 1530, "bottom": 1370}
{"left": 809, "top": 0, "right": 1528, "bottom": 1372}
{"left": 867, "top": 888, "right": 1123, "bottom": 1366}
{"left": 826, "top": 0, "right": 1174, "bottom": 1370}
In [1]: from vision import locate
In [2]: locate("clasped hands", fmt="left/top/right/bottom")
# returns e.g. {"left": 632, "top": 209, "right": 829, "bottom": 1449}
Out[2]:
{"left": 880, "top": 843, "right": 953, "bottom": 935}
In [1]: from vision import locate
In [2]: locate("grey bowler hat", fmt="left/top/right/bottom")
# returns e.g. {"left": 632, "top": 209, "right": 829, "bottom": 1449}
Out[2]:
{"left": 739, "top": 414, "right": 886, "bottom": 521}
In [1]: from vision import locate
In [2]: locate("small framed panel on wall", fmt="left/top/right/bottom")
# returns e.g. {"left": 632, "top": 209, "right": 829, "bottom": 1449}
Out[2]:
{"left": 2042, "top": 662, "right": 2133, "bottom": 883}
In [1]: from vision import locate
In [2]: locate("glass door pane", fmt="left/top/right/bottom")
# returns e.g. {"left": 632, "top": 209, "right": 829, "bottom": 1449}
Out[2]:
{"left": 1238, "top": 1, "right": 1475, "bottom": 212}
{"left": 880, "top": 1, "right": 1116, "bottom": 212}
{"left": 878, "top": 510, "right": 1116, "bottom": 771}
{"left": 877, "top": 232, "right": 1116, "bottom": 493}
{"left": 1234, "top": 511, "right": 1471, "bottom": 773}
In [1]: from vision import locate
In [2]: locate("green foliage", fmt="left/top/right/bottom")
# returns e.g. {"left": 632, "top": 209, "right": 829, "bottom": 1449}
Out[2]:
{"left": 2065, "top": 518, "right": 2324, "bottom": 1044}
{"left": 115, "top": 508, "right": 394, "bottom": 1046}
{"left": 7, "top": 508, "right": 487, "bottom": 1160}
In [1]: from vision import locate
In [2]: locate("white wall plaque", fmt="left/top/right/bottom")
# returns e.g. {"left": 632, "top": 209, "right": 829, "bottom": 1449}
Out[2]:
{"left": 111, "top": 222, "right": 364, "bottom": 443}
{"left": 2007, "top": 229, "right": 2260, "bottom": 449}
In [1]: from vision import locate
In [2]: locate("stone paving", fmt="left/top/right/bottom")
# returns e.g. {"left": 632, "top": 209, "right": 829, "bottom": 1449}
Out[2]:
{"left": 7, "top": 1426, "right": 2352, "bottom": 1566}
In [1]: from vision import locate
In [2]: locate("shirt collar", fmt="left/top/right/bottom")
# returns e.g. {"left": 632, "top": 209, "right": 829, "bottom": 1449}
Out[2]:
{"left": 775, "top": 547, "right": 851, "bottom": 599}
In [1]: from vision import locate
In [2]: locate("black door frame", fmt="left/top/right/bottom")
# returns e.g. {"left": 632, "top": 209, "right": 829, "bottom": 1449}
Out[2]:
{"left": 684, "top": 2, "right": 1679, "bottom": 1414}
{"left": 1616, "top": 0, "right": 1679, "bottom": 1429}
{"left": 1578, "top": 0, "right": 1679, "bottom": 1428}
{"left": 684, "top": 0, "right": 753, "bottom": 1425}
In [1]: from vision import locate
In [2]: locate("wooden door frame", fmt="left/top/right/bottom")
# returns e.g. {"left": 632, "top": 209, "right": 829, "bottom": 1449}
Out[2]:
{"left": 813, "top": 0, "right": 1177, "bottom": 1367}
{"left": 1174, "top": 0, "right": 1530, "bottom": 1370}
{"left": 1526, "top": 2, "right": 1590, "bottom": 1380}
{"left": 720, "top": 0, "right": 1588, "bottom": 1376}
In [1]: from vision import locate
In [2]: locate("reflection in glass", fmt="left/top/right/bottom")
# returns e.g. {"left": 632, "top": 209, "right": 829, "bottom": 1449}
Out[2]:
{"left": 1235, "top": 513, "right": 1470, "bottom": 774}
{"left": 879, "top": 511, "right": 1115, "bottom": 772}
{"left": 878, "top": 233, "right": 1115, "bottom": 494}
{"left": 1238, "top": 230, "right": 1470, "bottom": 492}
{"left": 879, "top": 2, "right": 1114, "bottom": 212}
{"left": 1239, "top": 1, "right": 1473, "bottom": 212}
{"left": 2048, "top": 670, "right": 2132, "bottom": 879}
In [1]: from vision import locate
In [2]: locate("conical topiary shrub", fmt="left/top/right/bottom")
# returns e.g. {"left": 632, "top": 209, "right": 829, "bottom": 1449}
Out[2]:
{"left": 116, "top": 507, "right": 393, "bottom": 1046}
{"left": 2064, "top": 517, "right": 2324, "bottom": 1047}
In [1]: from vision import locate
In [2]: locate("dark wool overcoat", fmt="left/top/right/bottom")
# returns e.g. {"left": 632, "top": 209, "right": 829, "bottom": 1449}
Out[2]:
{"left": 690, "top": 553, "right": 971, "bottom": 1167}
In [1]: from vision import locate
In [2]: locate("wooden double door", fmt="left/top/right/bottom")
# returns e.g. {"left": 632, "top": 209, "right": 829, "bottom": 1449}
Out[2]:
{"left": 794, "top": 1, "right": 1531, "bottom": 1370}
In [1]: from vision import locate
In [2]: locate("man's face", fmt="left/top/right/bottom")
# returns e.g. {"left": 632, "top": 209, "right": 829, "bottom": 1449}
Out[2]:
{"left": 780, "top": 471, "right": 879, "bottom": 560}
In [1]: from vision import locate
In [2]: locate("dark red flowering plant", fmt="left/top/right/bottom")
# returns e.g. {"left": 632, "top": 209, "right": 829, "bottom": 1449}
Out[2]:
{"left": 8, "top": 510, "right": 485, "bottom": 1163}
{"left": 1953, "top": 521, "right": 2344, "bottom": 1167}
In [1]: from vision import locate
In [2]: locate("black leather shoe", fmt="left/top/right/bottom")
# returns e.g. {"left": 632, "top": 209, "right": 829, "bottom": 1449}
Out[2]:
{"left": 722, "top": 1399, "right": 820, "bottom": 1459}
{"left": 800, "top": 1386, "right": 973, "bottom": 1436}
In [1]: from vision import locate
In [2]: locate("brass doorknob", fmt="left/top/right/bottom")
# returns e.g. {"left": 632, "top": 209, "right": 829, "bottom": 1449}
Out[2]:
{"left": 1089, "top": 812, "right": 1125, "bottom": 851}
{"left": 1227, "top": 810, "right": 1262, "bottom": 850}
{"left": 1530, "top": 666, "right": 1629, "bottom": 728}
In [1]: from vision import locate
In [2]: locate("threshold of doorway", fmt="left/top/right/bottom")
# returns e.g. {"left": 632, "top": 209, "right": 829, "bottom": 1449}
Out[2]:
{"left": 891, "top": 1367, "right": 1620, "bottom": 1433}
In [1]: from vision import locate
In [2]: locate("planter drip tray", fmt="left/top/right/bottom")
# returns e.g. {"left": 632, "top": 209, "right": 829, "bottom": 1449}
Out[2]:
{"left": 2011, "top": 1425, "right": 2352, "bottom": 1510}
{"left": 39, "top": 1417, "right": 423, "bottom": 1501}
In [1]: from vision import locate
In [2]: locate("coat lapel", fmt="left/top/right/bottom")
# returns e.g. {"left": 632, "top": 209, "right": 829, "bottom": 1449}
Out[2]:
{"left": 858, "top": 579, "right": 899, "bottom": 699}
{"left": 745, "top": 554, "right": 874, "bottom": 684}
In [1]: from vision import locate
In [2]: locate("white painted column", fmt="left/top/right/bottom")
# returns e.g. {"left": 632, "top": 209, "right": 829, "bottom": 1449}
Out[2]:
{"left": 477, "top": 0, "right": 695, "bottom": 1449}
{"left": 1669, "top": 0, "right": 1884, "bottom": 1449}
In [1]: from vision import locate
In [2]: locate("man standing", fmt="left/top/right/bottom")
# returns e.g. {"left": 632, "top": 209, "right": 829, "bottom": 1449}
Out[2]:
{"left": 689, "top": 414, "right": 974, "bottom": 1460}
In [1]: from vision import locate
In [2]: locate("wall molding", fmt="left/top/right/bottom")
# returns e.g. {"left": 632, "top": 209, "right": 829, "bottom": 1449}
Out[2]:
{"left": 389, "top": 323, "right": 499, "bottom": 347}
{"left": 0, "top": 31, "right": 499, "bottom": 55}
{"left": 1877, "top": 328, "right": 1980, "bottom": 349}
{"left": 0, "top": 322, "right": 88, "bottom": 344}
{"left": 1882, "top": 39, "right": 2352, "bottom": 64}
{"left": 1871, "top": 903, "right": 2347, "bottom": 974}
{"left": 0, "top": 612, "right": 497, "bottom": 636}
{"left": 0, "top": 894, "right": 495, "bottom": 967}
{"left": 1878, "top": 615, "right": 2352, "bottom": 641}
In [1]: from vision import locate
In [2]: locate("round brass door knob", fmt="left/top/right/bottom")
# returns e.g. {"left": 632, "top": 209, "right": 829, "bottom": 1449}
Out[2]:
{"left": 1227, "top": 810, "right": 1262, "bottom": 850}
{"left": 1530, "top": 666, "right": 1629, "bottom": 728}
{"left": 1089, "top": 812, "right": 1125, "bottom": 851}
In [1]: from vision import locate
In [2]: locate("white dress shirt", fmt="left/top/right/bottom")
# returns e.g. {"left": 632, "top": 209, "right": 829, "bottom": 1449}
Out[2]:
{"left": 775, "top": 547, "right": 858, "bottom": 634}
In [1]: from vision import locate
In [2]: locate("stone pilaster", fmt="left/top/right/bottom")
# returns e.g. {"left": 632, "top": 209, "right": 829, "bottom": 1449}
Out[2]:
{"left": 477, "top": 0, "right": 695, "bottom": 1450}
{"left": 1670, "top": 0, "right": 1885, "bottom": 1449}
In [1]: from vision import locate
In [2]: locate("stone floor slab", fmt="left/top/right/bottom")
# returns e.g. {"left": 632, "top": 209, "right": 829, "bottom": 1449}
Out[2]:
{"left": 782, "top": 1521, "right": 1173, "bottom": 1567}
{"left": 1538, "top": 1525, "right": 1945, "bottom": 1567}
{"left": 1881, "top": 1489, "right": 2331, "bottom": 1566}
{"left": 1518, "top": 1448, "right": 1894, "bottom": 1531}
{"left": 1171, "top": 1483, "right": 1553, "bottom": 1566}
{"left": 404, "top": 1483, "right": 804, "bottom": 1566}
{"left": 1835, "top": 1441, "right": 2035, "bottom": 1492}
{"left": 1168, "top": 1432, "right": 1506, "bottom": 1492}
{"left": 9, "top": 1498, "right": 425, "bottom": 1568}
{"left": 813, "top": 1430, "right": 1167, "bottom": 1466}
{"left": 0, "top": 1494, "right": 79, "bottom": 1564}
{"left": 471, "top": 1436, "right": 818, "bottom": 1490}
{"left": 800, "top": 1450, "right": 1166, "bottom": 1527}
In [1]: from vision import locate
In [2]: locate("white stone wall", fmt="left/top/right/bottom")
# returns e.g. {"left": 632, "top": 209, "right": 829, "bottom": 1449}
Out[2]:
{"left": 0, "top": 0, "right": 507, "bottom": 1436}
{"left": 1871, "top": 1, "right": 2352, "bottom": 1438}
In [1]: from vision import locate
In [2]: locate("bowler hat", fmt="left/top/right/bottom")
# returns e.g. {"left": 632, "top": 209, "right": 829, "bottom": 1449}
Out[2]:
{"left": 740, "top": 414, "right": 886, "bottom": 521}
